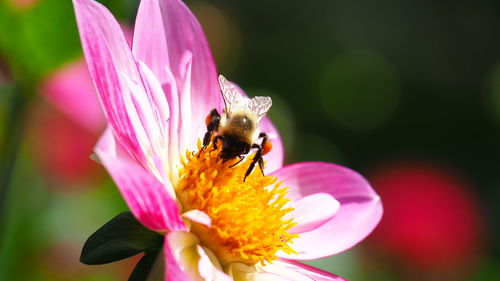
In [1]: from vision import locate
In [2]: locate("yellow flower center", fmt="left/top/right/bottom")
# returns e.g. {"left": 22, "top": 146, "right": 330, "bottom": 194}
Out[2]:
{"left": 176, "top": 140, "right": 298, "bottom": 266}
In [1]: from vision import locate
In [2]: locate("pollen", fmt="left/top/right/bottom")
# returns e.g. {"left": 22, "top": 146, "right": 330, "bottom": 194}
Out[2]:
{"left": 176, "top": 140, "right": 298, "bottom": 266}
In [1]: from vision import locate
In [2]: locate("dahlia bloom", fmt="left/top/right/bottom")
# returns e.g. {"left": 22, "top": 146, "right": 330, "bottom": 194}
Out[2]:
{"left": 41, "top": 59, "right": 105, "bottom": 133}
{"left": 73, "top": 0, "right": 382, "bottom": 280}
{"left": 31, "top": 60, "right": 104, "bottom": 185}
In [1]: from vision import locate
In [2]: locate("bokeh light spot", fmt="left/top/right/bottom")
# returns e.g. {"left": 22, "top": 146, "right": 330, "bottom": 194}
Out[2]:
{"left": 7, "top": 0, "right": 39, "bottom": 11}
{"left": 367, "top": 160, "right": 485, "bottom": 274}
{"left": 319, "top": 50, "right": 400, "bottom": 132}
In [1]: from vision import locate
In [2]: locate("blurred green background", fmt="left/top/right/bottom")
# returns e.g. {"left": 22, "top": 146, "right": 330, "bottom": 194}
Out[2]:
{"left": 1, "top": 0, "right": 499, "bottom": 280}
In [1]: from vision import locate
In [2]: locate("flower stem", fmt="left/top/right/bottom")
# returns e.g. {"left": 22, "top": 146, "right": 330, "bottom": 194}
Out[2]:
{"left": 0, "top": 83, "right": 28, "bottom": 239}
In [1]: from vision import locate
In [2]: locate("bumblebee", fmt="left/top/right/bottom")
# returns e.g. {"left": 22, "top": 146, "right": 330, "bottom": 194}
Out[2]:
{"left": 202, "top": 75, "right": 273, "bottom": 181}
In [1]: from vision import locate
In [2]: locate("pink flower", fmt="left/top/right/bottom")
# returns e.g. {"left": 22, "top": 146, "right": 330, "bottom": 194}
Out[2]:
{"left": 367, "top": 161, "right": 485, "bottom": 273}
{"left": 41, "top": 59, "right": 105, "bottom": 133}
{"left": 30, "top": 60, "right": 104, "bottom": 186}
{"left": 30, "top": 106, "right": 102, "bottom": 186}
{"left": 73, "top": 0, "right": 383, "bottom": 280}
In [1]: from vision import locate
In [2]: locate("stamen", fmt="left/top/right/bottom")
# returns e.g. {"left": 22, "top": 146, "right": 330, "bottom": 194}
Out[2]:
{"left": 176, "top": 140, "right": 298, "bottom": 266}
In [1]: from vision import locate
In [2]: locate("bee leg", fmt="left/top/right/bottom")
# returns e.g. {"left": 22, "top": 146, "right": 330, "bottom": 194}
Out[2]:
{"left": 255, "top": 134, "right": 271, "bottom": 177}
{"left": 254, "top": 142, "right": 266, "bottom": 176}
{"left": 198, "top": 130, "right": 212, "bottom": 157}
{"left": 244, "top": 160, "right": 256, "bottom": 182}
{"left": 258, "top": 156, "right": 265, "bottom": 176}
{"left": 199, "top": 109, "right": 221, "bottom": 157}
{"left": 202, "top": 130, "right": 213, "bottom": 148}
{"left": 229, "top": 156, "right": 245, "bottom": 168}
{"left": 244, "top": 144, "right": 263, "bottom": 182}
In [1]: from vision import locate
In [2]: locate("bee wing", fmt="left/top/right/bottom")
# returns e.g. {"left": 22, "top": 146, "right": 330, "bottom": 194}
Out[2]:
{"left": 218, "top": 75, "right": 245, "bottom": 117}
{"left": 248, "top": 96, "right": 272, "bottom": 123}
{"left": 219, "top": 75, "right": 272, "bottom": 122}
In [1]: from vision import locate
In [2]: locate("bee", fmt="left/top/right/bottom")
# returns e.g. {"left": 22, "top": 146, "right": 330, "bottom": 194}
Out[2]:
{"left": 201, "top": 75, "right": 273, "bottom": 181}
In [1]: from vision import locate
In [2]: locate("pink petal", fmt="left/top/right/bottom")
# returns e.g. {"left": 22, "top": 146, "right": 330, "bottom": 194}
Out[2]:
{"left": 136, "top": 62, "right": 174, "bottom": 176}
{"left": 287, "top": 193, "right": 340, "bottom": 234}
{"left": 122, "top": 74, "right": 162, "bottom": 155}
{"left": 272, "top": 162, "right": 382, "bottom": 260}
{"left": 247, "top": 273, "right": 291, "bottom": 281}
{"left": 163, "top": 65, "right": 182, "bottom": 168}
{"left": 164, "top": 233, "right": 193, "bottom": 281}
{"left": 138, "top": 62, "right": 170, "bottom": 129}
{"left": 164, "top": 232, "right": 231, "bottom": 281}
{"left": 182, "top": 209, "right": 212, "bottom": 227}
{"left": 196, "top": 246, "right": 233, "bottom": 281}
{"left": 121, "top": 64, "right": 173, "bottom": 179}
{"left": 133, "top": 0, "right": 223, "bottom": 144}
{"left": 136, "top": 61, "right": 170, "bottom": 145}
{"left": 260, "top": 116, "right": 284, "bottom": 174}
{"left": 41, "top": 59, "right": 105, "bottom": 133}
{"left": 258, "top": 259, "right": 347, "bottom": 281}
{"left": 178, "top": 50, "right": 196, "bottom": 151}
{"left": 132, "top": 0, "right": 170, "bottom": 84}
{"left": 73, "top": 0, "right": 145, "bottom": 164}
{"left": 95, "top": 129, "right": 186, "bottom": 232}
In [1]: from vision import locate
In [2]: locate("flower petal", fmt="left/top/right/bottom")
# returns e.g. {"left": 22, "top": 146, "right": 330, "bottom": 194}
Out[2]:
{"left": 197, "top": 246, "right": 233, "bottom": 281}
{"left": 121, "top": 63, "right": 175, "bottom": 184}
{"left": 41, "top": 59, "right": 105, "bottom": 133}
{"left": 272, "top": 162, "right": 382, "bottom": 260}
{"left": 178, "top": 50, "right": 197, "bottom": 152}
{"left": 95, "top": 129, "right": 186, "bottom": 232}
{"left": 287, "top": 193, "right": 340, "bottom": 234}
{"left": 132, "top": 0, "right": 170, "bottom": 83}
{"left": 228, "top": 262, "right": 290, "bottom": 281}
{"left": 182, "top": 209, "right": 212, "bottom": 228}
{"left": 73, "top": 0, "right": 145, "bottom": 164}
{"left": 260, "top": 116, "right": 284, "bottom": 174}
{"left": 136, "top": 61, "right": 175, "bottom": 182}
{"left": 256, "top": 259, "right": 347, "bottom": 281}
{"left": 164, "top": 233, "right": 194, "bottom": 281}
{"left": 133, "top": 0, "right": 222, "bottom": 146}
{"left": 164, "top": 232, "right": 231, "bottom": 281}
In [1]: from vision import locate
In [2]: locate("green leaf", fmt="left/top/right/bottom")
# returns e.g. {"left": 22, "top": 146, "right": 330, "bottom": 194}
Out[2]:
{"left": 80, "top": 211, "right": 163, "bottom": 265}
{"left": 128, "top": 251, "right": 161, "bottom": 281}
